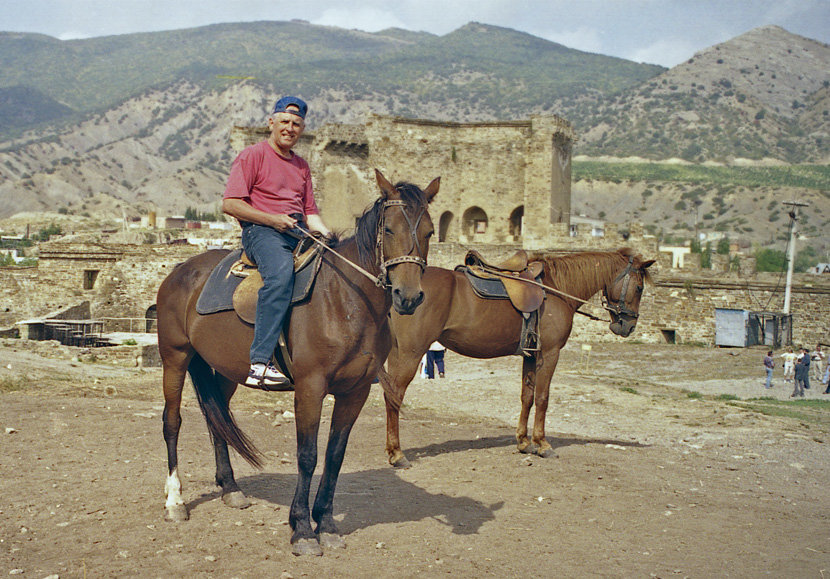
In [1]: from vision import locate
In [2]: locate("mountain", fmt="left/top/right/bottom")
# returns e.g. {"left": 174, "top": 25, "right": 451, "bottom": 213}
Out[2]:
{"left": 0, "top": 22, "right": 827, "bottom": 251}
{"left": 575, "top": 26, "right": 830, "bottom": 163}
{"left": 0, "top": 22, "right": 661, "bottom": 135}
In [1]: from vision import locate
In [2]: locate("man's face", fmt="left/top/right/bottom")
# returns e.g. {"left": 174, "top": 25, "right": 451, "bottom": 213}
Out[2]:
{"left": 268, "top": 108, "right": 304, "bottom": 151}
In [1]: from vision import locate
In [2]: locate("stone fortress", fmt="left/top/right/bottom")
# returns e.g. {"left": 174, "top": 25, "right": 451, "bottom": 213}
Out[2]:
{"left": 1, "top": 114, "right": 828, "bottom": 353}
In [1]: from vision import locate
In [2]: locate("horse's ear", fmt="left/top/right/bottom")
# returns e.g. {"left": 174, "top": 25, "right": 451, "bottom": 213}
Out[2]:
{"left": 423, "top": 177, "right": 440, "bottom": 203}
{"left": 375, "top": 169, "right": 396, "bottom": 199}
{"left": 641, "top": 259, "right": 656, "bottom": 269}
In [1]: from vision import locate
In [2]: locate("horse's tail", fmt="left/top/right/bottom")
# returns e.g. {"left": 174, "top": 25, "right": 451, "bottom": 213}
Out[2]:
{"left": 188, "top": 353, "right": 263, "bottom": 469}
{"left": 377, "top": 366, "right": 403, "bottom": 412}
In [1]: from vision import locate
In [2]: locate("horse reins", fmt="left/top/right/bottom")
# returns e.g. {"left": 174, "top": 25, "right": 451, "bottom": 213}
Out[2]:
{"left": 480, "top": 257, "right": 642, "bottom": 322}
{"left": 601, "top": 255, "right": 641, "bottom": 319}
{"left": 297, "top": 198, "right": 428, "bottom": 289}
{"left": 376, "top": 199, "right": 428, "bottom": 287}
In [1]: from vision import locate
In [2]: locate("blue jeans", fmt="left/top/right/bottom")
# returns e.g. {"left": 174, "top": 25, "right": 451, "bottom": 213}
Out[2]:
{"left": 765, "top": 367, "right": 773, "bottom": 388}
{"left": 241, "top": 224, "right": 300, "bottom": 365}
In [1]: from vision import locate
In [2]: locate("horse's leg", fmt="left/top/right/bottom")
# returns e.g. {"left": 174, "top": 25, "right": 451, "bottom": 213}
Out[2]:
{"left": 384, "top": 352, "right": 423, "bottom": 468}
{"left": 212, "top": 374, "right": 251, "bottom": 510}
{"left": 312, "top": 384, "right": 371, "bottom": 550}
{"left": 530, "top": 348, "right": 560, "bottom": 458}
{"left": 162, "top": 349, "right": 191, "bottom": 522}
{"left": 516, "top": 354, "right": 537, "bottom": 454}
{"left": 290, "top": 388, "right": 326, "bottom": 556}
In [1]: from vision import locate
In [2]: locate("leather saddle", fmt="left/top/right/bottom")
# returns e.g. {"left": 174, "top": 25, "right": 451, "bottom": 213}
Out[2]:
{"left": 195, "top": 236, "right": 324, "bottom": 324}
{"left": 460, "top": 249, "right": 545, "bottom": 313}
{"left": 230, "top": 238, "right": 323, "bottom": 324}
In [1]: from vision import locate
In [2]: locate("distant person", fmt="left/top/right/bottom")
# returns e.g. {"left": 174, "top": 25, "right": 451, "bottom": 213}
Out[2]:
{"left": 763, "top": 350, "right": 775, "bottom": 389}
{"left": 222, "top": 96, "right": 331, "bottom": 387}
{"left": 811, "top": 345, "right": 825, "bottom": 382}
{"left": 779, "top": 347, "right": 796, "bottom": 383}
{"left": 418, "top": 353, "right": 428, "bottom": 380}
{"left": 792, "top": 348, "right": 810, "bottom": 397}
{"left": 425, "top": 341, "right": 446, "bottom": 379}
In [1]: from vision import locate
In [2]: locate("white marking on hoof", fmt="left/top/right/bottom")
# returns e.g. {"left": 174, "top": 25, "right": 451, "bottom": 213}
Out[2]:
{"left": 164, "top": 468, "right": 187, "bottom": 521}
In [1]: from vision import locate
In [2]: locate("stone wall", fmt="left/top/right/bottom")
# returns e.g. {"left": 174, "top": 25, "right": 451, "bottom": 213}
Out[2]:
{"left": 3, "top": 240, "right": 827, "bottom": 349}
{"left": 230, "top": 114, "right": 576, "bottom": 248}
{"left": 1, "top": 242, "right": 201, "bottom": 330}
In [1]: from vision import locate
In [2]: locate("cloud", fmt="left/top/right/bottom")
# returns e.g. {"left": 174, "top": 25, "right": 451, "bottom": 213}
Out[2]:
{"left": 627, "top": 39, "right": 699, "bottom": 67}
{"left": 57, "top": 31, "right": 93, "bottom": 40}
{"left": 539, "top": 27, "right": 604, "bottom": 54}
{"left": 312, "top": 7, "right": 408, "bottom": 32}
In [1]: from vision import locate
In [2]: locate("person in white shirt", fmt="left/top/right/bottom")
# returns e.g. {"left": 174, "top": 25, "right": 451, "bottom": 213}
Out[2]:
{"left": 425, "top": 341, "right": 447, "bottom": 379}
{"left": 779, "top": 347, "right": 797, "bottom": 383}
{"left": 811, "top": 345, "right": 825, "bottom": 382}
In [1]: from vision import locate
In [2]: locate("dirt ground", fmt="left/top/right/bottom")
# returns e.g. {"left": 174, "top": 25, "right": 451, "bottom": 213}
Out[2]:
{"left": 1, "top": 337, "right": 829, "bottom": 578}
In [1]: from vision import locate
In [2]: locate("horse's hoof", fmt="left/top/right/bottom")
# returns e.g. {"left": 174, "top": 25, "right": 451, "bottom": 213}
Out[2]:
{"left": 164, "top": 504, "right": 189, "bottom": 522}
{"left": 292, "top": 538, "right": 323, "bottom": 557}
{"left": 318, "top": 532, "right": 346, "bottom": 550}
{"left": 518, "top": 442, "right": 537, "bottom": 455}
{"left": 222, "top": 491, "right": 251, "bottom": 509}
{"left": 390, "top": 454, "right": 411, "bottom": 469}
{"left": 537, "top": 447, "right": 558, "bottom": 459}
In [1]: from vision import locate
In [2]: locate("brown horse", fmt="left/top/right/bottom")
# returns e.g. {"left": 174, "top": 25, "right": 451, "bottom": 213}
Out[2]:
{"left": 382, "top": 249, "right": 654, "bottom": 467}
{"left": 156, "top": 170, "right": 438, "bottom": 556}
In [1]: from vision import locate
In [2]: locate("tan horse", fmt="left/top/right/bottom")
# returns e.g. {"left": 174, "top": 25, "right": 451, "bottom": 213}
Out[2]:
{"left": 382, "top": 249, "right": 654, "bottom": 467}
{"left": 156, "top": 170, "right": 438, "bottom": 556}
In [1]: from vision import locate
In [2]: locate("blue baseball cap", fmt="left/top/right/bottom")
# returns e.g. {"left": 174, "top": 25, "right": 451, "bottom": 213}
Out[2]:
{"left": 272, "top": 96, "right": 307, "bottom": 119}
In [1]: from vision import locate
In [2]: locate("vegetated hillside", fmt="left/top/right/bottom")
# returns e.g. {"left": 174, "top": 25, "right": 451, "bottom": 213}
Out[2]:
{"left": 0, "top": 21, "right": 661, "bottom": 136}
{"left": 576, "top": 26, "right": 830, "bottom": 163}
{"left": 571, "top": 162, "right": 830, "bottom": 253}
{"left": 0, "top": 22, "right": 827, "bottom": 253}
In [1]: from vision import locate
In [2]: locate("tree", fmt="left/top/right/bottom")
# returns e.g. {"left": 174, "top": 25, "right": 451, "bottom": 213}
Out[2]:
{"left": 700, "top": 242, "right": 712, "bottom": 269}
{"left": 794, "top": 246, "right": 819, "bottom": 273}
{"left": 755, "top": 248, "right": 787, "bottom": 272}
{"left": 716, "top": 237, "right": 730, "bottom": 255}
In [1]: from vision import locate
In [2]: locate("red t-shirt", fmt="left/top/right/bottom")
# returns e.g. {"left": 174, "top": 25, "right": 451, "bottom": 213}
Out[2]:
{"left": 223, "top": 141, "right": 319, "bottom": 216}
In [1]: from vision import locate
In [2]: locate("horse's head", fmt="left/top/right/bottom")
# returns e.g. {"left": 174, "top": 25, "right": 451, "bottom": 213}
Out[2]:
{"left": 374, "top": 169, "right": 439, "bottom": 315}
{"left": 603, "top": 252, "right": 655, "bottom": 337}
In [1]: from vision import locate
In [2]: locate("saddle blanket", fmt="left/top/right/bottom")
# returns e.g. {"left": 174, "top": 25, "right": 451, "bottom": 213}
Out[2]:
{"left": 195, "top": 248, "right": 319, "bottom": 319}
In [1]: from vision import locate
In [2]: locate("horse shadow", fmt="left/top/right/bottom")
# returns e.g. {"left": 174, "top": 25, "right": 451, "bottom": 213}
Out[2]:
{"left": 188, "top": 468, "right": 503, "bottom": 536}
{"left": 399, "top": 432, "right": 648, "bottom": 463}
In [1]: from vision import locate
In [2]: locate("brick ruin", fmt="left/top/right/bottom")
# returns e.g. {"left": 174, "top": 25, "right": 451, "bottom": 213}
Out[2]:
{"left": 1, "top": 115, "right": 828, "bottom": 349}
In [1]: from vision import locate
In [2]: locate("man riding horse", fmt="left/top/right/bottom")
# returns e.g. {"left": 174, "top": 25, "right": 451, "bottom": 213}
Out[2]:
{"left": 221, "top": 96, "right": 331, "bottom": 388}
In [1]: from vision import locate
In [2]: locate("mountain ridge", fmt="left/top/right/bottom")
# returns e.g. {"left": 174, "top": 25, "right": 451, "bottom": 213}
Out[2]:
{"left": 0, "top": 21, "right": 827, "bottom": 252}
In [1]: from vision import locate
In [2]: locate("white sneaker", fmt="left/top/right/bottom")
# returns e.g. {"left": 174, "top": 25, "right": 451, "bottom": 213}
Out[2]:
{"left": 246, "top": 363, "right": 290, "bottom": 387}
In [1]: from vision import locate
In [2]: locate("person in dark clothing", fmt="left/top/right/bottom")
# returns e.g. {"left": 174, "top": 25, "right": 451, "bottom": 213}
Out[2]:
{"left": 792, "top": 348, "right": 811, "bottom": 397}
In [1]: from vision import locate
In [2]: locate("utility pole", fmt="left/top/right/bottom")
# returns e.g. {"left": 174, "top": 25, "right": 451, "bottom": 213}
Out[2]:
{"left": 782, "top": 201, "right": 808, "bottom": 314}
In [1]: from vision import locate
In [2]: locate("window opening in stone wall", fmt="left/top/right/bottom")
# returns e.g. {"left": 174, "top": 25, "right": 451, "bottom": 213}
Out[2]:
{"left": 438, "top": 211, "right": 454, "bottom": 242}
{"left": 509, "top": 206, "right": 524, "bottom": 242}
{"left": 145, "top": 304, "right": 158, "bottom": 332}
{"left": 660, "top": 329, "right": 677, "bottom": 344}
{"left": 83, "top": 269, "right": 100, "bottom": 290}
{"left": 462, "top": 206, "right": 488, "bottom": 240}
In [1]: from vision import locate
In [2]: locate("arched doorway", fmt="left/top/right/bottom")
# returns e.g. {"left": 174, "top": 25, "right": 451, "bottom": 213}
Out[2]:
{"left": 438, "top": 211, "right": 454, "bottom": 242}
{"left": 461, "top": 206, "right": 488, "bottom": 242}
{"left": 145, "top": 304, "right": 157, "bottom": 332}
{"left": 509, "top": 206, "right": 524, "bottom": 242}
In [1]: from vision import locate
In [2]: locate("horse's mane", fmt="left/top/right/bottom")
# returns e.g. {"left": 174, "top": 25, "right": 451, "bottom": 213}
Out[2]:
{"left": 342, "top": 182, "right": 427, "bottom": 267}
{"left": 527, "top": 248, "right": 652, "bottom": 296}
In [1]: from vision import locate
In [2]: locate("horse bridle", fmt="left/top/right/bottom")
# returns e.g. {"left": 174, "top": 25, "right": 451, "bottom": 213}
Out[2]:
{"left": 602, "top": 255, "right": 642, "bottom": 320}
{"left": 376, "top": 198, "right": 429, "bottom": 288}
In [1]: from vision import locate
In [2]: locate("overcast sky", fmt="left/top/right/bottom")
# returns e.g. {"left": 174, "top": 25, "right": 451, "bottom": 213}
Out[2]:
{"left": 2, "top": 0, "right": 828, "bottom": 67}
